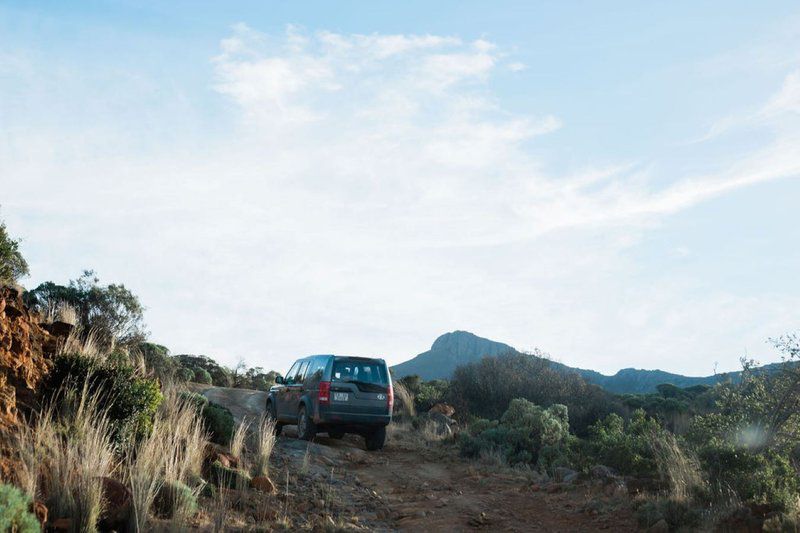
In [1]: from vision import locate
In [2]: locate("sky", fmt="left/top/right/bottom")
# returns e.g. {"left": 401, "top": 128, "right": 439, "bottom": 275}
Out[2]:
{"left": 1, "top": 1, "right": 799, "bottom": 376}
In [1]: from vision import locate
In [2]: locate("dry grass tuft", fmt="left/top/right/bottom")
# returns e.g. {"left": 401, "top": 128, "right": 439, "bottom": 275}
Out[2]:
{"left": 392, "top": 381, "right": 416, "bottom": 418}
{"left": 38, "top": 383, "right": 118, "bottom": 531}
{"left": 650, "top": 430, "right": 704, "bottom": 501}
{"left": 230, "top": 417, "right": 250, "bottom": 460}
{"left": 253, "top": 414, "right": 277, "bottom": 477}
{"left": 40, "top": 300, "right": 79, "bottom": 325}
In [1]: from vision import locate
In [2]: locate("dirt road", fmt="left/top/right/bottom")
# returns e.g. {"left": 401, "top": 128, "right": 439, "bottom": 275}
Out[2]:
{"left": 193, "top": 385, "right": 637, "bottom": 532}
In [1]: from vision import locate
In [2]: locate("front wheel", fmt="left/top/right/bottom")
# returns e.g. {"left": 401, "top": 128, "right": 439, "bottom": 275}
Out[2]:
{"left": 364, "top": 426, "right": 386, "bottom": 451}
{"left": 297, "top": 405, "right": 316, "bottom": 441}
{"left": 266, "top": 400, "right": 283, "bottom": 436}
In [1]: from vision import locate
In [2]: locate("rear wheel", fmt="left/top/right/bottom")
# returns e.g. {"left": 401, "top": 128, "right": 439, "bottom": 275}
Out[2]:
{"left": 327, "top": 429, "right": 345, "bottom": 439}
{"left": 297, "top": 405, "right": 316, "bottom": 441}
{"left": 265, "top": 400, "right": 283, "bottom": 436}
{"left": 364, "top": 426, "right": 386, "bottom": 451}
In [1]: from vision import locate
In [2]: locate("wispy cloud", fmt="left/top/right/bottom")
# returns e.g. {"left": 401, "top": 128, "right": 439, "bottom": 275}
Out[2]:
{"left": 1, "top": 24, "right": 798, "bottom": 374}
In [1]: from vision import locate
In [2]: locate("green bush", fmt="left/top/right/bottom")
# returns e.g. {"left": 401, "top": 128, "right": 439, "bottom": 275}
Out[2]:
{"left": 586, "top": 409, "right": 662, "bottom": 478}
{"left": 459, "top": 399, "right": 571, "bottom": 469}
{"left": 192, "top": 367, "right": 213, "bottom": 384}
{"left": 154, "top": 480, "right": 198, "bottom": 519}
{"left": 0, "top": 484, "right": 40, "bottom": 533}
{"left": 0, "top": 214, "right": 29, "bottom": 284}
{"left": 201, "top": 402, "right": 234, "bottom": 445}
{"left": 179, "top": 391, "right": 209, "bottom": 408}
{"left": 46, "top": 353, "right": 163, "bottom": 445}
{"left": 176, "top": 367, "right": 195, "bottom": 382}
{"left": 447, "top": 352, "right": 623, "bottom": 435}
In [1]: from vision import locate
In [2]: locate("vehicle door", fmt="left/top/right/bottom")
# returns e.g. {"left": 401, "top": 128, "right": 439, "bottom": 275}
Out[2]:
{"left": 285, "top": 361, "right": 309, "bottom": 422}
{"left": 276, "top": 361, "right": 299, "bottom": 419}
{"left": 329, "top": 358, "right": 391, "bottom": 416}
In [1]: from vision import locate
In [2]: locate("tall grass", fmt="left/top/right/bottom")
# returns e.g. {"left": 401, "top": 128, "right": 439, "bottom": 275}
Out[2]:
{"left": 392, "top": 381, "right": 416, "bottom": 418}
{"left": 127, "top": 386, "right": 208, "bottom": 531}
{"left": 36, "top": 383, "right": 118, "bottom": 532}
{"left": 650, "top": 430, "right": 704, "bottom": 501}
{"left": 253, "top": 415, "right": 277, "bottom": 478}
{"left": 230, "top": 417, "right": 250, "bottom": 459}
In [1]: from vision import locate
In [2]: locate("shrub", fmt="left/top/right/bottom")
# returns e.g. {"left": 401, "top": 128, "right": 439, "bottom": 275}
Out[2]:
{"left": 201, "top": 402, "right": 235, "bottom": 445}
{"left": 447, "top": 352, "right": 622, "bottom": 435}
{"left": 45, "top": 353, "right": 163, "bottom": 445}
{"left": 193, "top": 367, "right": 213, "bottom": 384}
{"left": 635, "top": 498, "right": 702, "bottom": 530}
{"left": 154, "top": 480, "right": 198, "bottom": 519}
{"left": 415, "top": 379, "right": 450, "bottom": 412}
{"left": 179, "top": 391, "right": 209, "bottom": 408}
{"left": 586, "top": 410, "right": 662, "bottom": 478}
{"left": 177, "top": 367, "right": 195, "bottom": 382}
{"left": 459, "top": 399, "right": 571, "bottom": 469}
{"left": 0, "top": 484, "right": 39, "bottom": 533}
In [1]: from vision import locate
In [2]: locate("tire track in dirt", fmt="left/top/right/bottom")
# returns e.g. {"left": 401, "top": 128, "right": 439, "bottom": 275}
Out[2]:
{"left": 193, "top": 385, "right": 638, "bottom": 532}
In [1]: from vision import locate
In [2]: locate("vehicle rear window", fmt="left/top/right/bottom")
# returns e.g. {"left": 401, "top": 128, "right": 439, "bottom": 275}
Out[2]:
{"left": 332, "top": 359, "right": 388, "bottom": 386}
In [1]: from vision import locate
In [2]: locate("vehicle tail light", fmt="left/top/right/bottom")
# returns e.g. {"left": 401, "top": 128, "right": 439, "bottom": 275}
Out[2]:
{"left": 318, "top": 381, "right": 331, "bottom": 405}
{"left": 387, "top": 383, "right": 394, "bottom": 412}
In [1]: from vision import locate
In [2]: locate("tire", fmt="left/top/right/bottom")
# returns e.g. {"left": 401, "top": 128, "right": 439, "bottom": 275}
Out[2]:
{"left": 297, "top": 405, "right": 316, "bottom": 441}
{"left": 327, "top": 429, "right": 345, "bottom": 439}
{"left": 266, "top": 400, "right": 283, "bottom": 436}
{"left": 364, "top": 426, "right": 386, "bottom": 451}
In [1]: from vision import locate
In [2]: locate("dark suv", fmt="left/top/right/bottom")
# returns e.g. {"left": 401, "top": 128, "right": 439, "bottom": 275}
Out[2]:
{"left": 266, "top": 355, "right": 393, "bottom": 451}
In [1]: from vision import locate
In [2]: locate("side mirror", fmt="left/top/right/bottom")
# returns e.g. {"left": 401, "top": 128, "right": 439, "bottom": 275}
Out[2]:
{"left": 275, "top": 375, "right": 284, "bottom": 385}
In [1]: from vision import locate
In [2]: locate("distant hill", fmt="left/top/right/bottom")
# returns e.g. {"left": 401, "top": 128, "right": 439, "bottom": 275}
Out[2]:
{"left": 390, "top": 331, "right": 774, "bottom": 394}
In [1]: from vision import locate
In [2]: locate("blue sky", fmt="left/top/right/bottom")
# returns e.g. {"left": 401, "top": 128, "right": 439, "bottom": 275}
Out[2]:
{"left": 2, "top": 1, "right": 799, "bottom": 375}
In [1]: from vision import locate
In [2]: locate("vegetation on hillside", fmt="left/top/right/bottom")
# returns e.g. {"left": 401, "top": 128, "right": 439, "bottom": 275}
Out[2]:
{"left": 0, "top": 212, "right": 29, "bottom": 285}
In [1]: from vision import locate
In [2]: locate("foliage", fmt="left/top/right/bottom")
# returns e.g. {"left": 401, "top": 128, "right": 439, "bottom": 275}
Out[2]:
{"left": 138, "top": 342, "right": 181, "bottom": 381}
{"left": 154, "top": 480, "right": 198, "bottom": 519}
{"left": 448, "top": 352, "right": 623, "bottom": 435}
{"left": 0, "top": 484, "right": 39, "bottom": 533}
{"left": 179, "top": 391, "right": 209, "bottom": 408}
{"left": 25, "top": 270, "right": 147, "bottom": 348}
{"left": 46, "top": 352, "right": 163, "bottom": 445}
{"left": 176, "top": 354, "right": 233, "bottom": 387}
{"left": 176, "top": 367, "right": 195, "bottom": 382}
{"left": 192, "top": 367, "right": 213, "bottom": 384}
{"left": 635, "top": 498, "right": 702, "bottom": 531}
{"left": 586, "top": 410, "right": 663, "bottom": 478}
{"left": 200, "top": 402, "right": 235, "bottom": 445}
{"left": 460, "top": 398, "right": 571, "bottom": 468}
{"left": 685, "top": 336, "right": 800, "bottom": 512}
{"left": 620, "top": 383, "right": 717, "bottom": 433}
{"left": 0, "top": 214, "right": 29, "bottom": 285}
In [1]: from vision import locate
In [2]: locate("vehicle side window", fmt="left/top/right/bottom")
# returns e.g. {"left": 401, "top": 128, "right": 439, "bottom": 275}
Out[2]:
{"left": 305, "top": 358, "right": 324, "bottom": 384}
{"left": 284, "top": 362, "right": 299, "bottom": 385}
{"left": 294, "top": 361, "right": 309, "bottom": 384}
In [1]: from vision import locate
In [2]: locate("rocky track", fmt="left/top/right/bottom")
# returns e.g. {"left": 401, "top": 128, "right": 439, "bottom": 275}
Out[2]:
{"left": 192, "top": 385, "right": 638, "bottom": 532}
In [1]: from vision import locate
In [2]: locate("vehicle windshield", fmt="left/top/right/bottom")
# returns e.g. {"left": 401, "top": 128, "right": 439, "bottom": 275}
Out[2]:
{"left": 332, "top": 359, "right": 388, "bottom": 386}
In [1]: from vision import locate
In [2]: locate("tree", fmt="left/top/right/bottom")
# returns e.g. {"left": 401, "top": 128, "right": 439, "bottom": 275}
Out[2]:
{"left": 24, "top": 270, "right": 147, "bottom": 348}
{"left": 0, "top": 214, "right": 29, "bottom": 285}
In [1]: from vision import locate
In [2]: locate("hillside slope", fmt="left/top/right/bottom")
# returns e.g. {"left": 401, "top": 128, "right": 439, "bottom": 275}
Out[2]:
{"left": 391, "top": 331, "right": 752, "bottom": 394}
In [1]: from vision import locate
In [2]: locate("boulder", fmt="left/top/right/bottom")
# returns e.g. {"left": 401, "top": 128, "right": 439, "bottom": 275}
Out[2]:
{"left": 250, "top": 476, "right": 276, "bottom": 494}
{"left": 97, "top": 476, "right": 132, "bottom": 530}
{"left": 428, "top": 403, "right": 455, "bottom": 417}
{"left": 554, "top": 467, "right": 579, "bottom": 484}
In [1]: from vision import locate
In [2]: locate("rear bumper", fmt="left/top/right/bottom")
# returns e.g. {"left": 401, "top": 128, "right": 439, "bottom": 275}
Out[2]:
{"left": 315, "top": 408, "right": 391, "bottom": 427}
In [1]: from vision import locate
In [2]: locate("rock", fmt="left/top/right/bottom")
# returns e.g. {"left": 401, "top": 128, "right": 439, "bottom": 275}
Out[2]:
{"left": 554, "top": 467, "right": 578, "bottom": 483}
{"left": 97, "top": 476, "right": 132, "bottom": 530}
{"left": 647, "top": 519, "right": 669, "bottom": 533}
{"left": 428, "top": 403, "right": 455, "bottom": 417}
{"left": 30, "top": 500, "right": 47, "bottom": 525}
{"left": 250, "top": 476, "right": 276, "bottom": 494}
{"left": 590, "top": 465, "right": 617, "bottom": 481}
{"left": 205, "top": 443, "right": 240, "bottom": 469}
